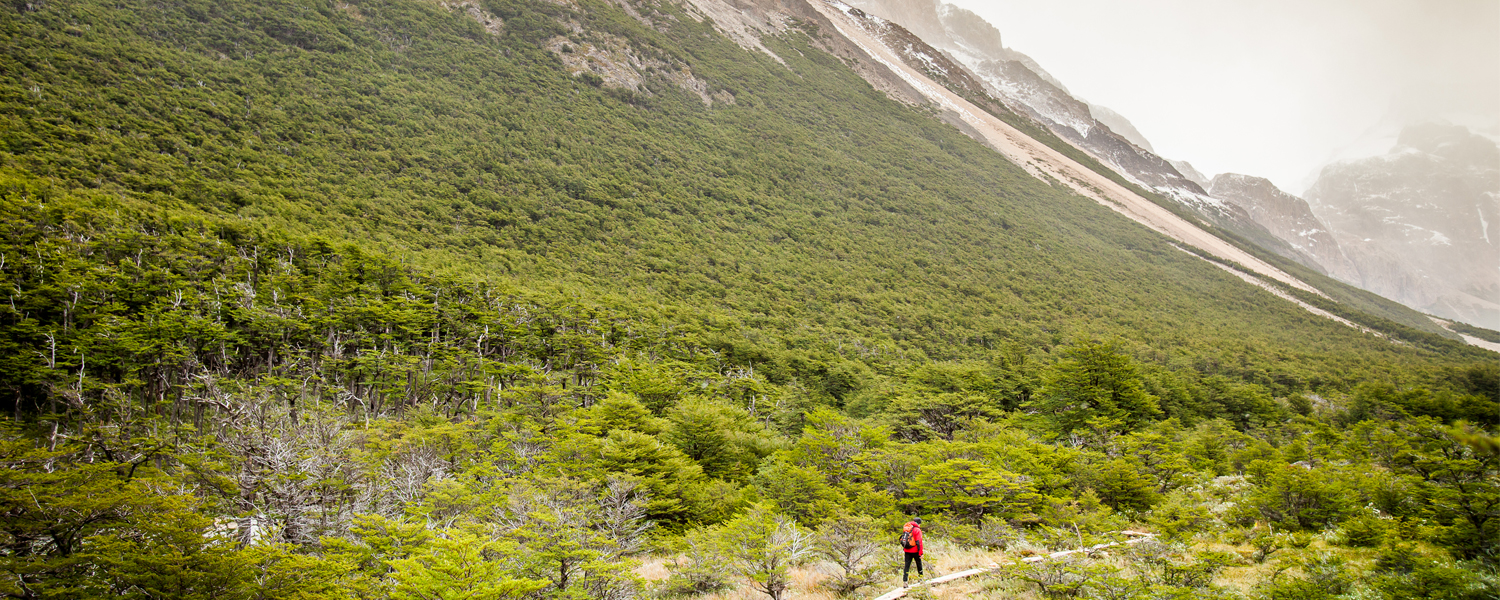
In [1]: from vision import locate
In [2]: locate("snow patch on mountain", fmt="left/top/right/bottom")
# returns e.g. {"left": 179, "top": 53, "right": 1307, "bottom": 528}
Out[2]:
{"left": 904, "top": 44, "right": 948, "bottom": 76}
{"left": 1480, "top": 202, "right": 1492, "bottom": 244}
{"left": 977, "top": 65, "right": 1093, "bottom": 139}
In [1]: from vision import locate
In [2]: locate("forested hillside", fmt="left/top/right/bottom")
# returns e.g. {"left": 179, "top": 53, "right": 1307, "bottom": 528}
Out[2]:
{"left": 0, "top": 0, "right": 1496, "bottom": 598}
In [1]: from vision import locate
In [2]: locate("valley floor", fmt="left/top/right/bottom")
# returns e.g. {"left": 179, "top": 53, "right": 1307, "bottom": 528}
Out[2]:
{"left": 635, "top": 531, "right": 1388, "bottom": 599}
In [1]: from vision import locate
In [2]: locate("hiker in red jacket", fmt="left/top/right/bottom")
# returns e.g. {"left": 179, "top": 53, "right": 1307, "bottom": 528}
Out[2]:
{"left": 900, "top": 517, "right": 924, "bottom": 586}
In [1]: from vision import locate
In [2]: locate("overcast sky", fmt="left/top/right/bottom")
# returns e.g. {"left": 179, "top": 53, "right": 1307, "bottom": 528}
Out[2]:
{"left": 945, "top": 0, "right": 1500, "bottom": 194}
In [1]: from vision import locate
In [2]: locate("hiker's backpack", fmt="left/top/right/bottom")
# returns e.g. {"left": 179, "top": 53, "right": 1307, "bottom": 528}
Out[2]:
{"left": 899, "top": 529, "right": 915, "bottom": 550}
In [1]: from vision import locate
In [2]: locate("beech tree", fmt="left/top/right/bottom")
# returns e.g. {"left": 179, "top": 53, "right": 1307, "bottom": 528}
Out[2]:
{"left": 494, "top": 478, "right": 648, "bottom": 599}
{"left": 752, "top": 459, "right": 843, "bottom": 526}
{"left": 713, "top": 505, "right": 815, "bottom": 600}
{"left": 1032, "top": 341, "right": 1161, "bottom": 435}
{"left": 387, "top": 530, "right": 547, "bottom": 600}
{"left": 907, "top": 458, "right": 1041, "bottom": 523}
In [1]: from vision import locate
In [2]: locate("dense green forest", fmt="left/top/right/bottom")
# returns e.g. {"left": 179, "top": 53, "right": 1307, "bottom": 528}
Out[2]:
{"left": 0, "top": 0, "right": 1496, "bottom": 597}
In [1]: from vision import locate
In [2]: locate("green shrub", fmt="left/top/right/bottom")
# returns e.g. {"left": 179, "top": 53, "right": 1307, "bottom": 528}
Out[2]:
{"left": 945, "top": 515, "right": 1020, "bottom": 551}
{"left": 1370, "top": 543, "right": 1498, "bottom": 600}
{"left": 1334, "top": 511, "right": 1391, "bottom": 548}
{"left": 1255, "top": 553, "right": 1351, "bottom": 600}
{"left": 1239, "top": 462, "right": 1355, "bottom": 531}
{"left": 1248, "top": 528, "right": 1283, "bottom": 563}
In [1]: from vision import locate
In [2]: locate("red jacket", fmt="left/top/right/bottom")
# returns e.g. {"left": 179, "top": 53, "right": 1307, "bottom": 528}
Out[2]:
{"left": 903, "top": 522, "right": 923, "bottom": 555}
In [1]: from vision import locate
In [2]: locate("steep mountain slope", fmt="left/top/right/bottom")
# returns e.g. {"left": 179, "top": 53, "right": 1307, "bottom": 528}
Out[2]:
{"left": 0, "top": 0, "right": 1482, "bottom": 362}
{"left": 833, "top": 0, "right": 1192, "bottom": 196}
{"left": 818, "top": 0, "right": 1499, "bottom": 343}
{"left": 0, "top": 0, "right": 1489, "bottom": 383}
{"left": 1306, "top": 123, "right": 1500, "bottom": 329}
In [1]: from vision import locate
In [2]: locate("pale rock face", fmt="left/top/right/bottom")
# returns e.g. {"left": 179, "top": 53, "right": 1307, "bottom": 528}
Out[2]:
{"left": 1305, "top": 123, "right": 1500, "bottom": 328}
{"left": 973, "top": 59, "right": 1097, "bottom": 140}
{"left": 1209, "top": 174, "right": 1358, "bottom": 282}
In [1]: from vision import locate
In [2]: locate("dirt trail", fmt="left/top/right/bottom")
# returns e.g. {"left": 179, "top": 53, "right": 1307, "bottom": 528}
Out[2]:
{"left": 810, "top": 1, "right": 1327, "bottom": 300}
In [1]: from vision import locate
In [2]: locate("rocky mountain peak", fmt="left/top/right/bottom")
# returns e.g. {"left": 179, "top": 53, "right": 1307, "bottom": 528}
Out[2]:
{"left": 1394, "top": 122, "right": 1500, "bottom": 165}
{"left": 1169, "top": 160, "right": 1212, "bottom": 190}
{"left": 935, "top": 3, "right": 1003, "bottom": 57}
{"left": 1089, "top": 103, "right": 1155, "bottom": 154}
{"left": 1305, "top": 123, "right": 1500, "bottom": 328}
{"left": 1208, "top": 174, "right": 1356, "bottom": 281}
{"left": 1210, "top": 173, "right": 1279, "bottom": 198}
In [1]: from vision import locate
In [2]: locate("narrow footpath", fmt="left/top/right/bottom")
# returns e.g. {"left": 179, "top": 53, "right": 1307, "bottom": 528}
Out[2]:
{"left": 872, "top": 531, "right": 1158, "bottom": 600}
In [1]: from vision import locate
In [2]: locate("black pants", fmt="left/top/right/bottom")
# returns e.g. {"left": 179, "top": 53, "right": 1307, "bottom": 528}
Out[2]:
{"left": 903, "top": 553, "right": 923, "bottom": 581}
